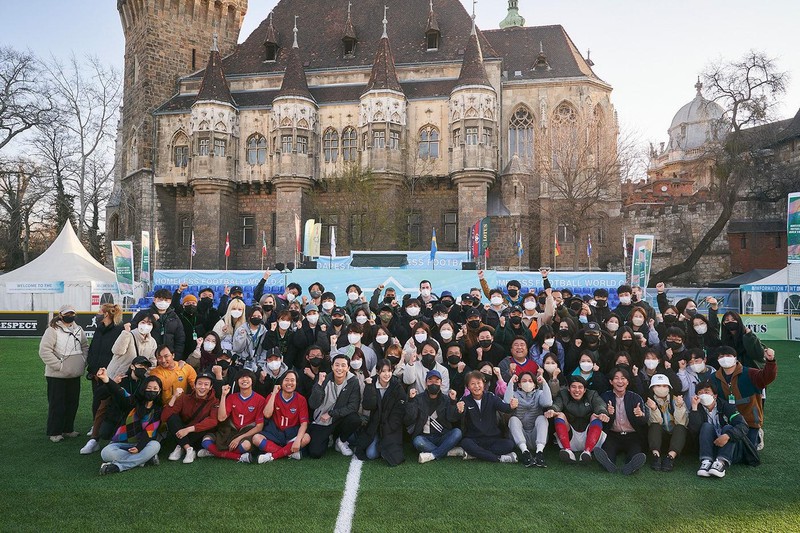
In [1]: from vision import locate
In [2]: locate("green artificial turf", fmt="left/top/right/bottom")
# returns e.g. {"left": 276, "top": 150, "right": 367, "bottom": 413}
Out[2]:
{"left": 1, "top": 338, "right": 799, "bottom": 532}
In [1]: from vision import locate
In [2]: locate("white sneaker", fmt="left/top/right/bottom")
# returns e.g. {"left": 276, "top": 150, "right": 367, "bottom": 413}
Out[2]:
{"left": 447, "top": 447, "right": 465, "bottom": 458}
{"left": 86, "top": 428, "right": 93, "bottom": 437}
{"left": 708, "top": 460, "right": 727, "bottom": 478}
{"left": 257, "top": 453, "right": 274, "bottom": 464}
{"left": 238, "top": 452, "right": 252, "bottom": 463}
{"left": 183, "top": 447, "right": 196, "bottom": 464}
{"left": 289, "top": 451, "right": 302, "bottom": 460}
{"left": 463, "top": 452, "right": 475, "bottom": 460}
{"left": 335, "top": 438, "right": 354, "bottom": 457}
{"left": 197, "top": 449, "right": 213, "bottom": 459}
{"left": 500, "top": 452, "right": 518, "bottom": 464}
{"left": 49, "top": 435, "right": 64, "bottom": 443}
{"left": 168, "top": 445, "right": 184, "bottom": 461}
{"left": 697, "top": 459, "right": 712, "bottom": 477}
{"left": 80, "top": 439, "right": 100, "bottom": 455}
{"left": 757, "top": 428, "right": 765, "bottom": 451}
{"left": 418, "top": 452, "right": 435, "bottom": 464}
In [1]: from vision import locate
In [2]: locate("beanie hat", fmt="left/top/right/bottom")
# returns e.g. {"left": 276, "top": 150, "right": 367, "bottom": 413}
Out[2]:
{"left": 182, "top": 294, "right": 198, "bottom": 304}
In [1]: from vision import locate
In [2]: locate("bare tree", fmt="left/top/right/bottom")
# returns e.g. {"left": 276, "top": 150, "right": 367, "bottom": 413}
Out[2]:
{"left": 650, "top": 51, "right": 795, "bottom": 284}
{"left": 0, "top": 157, "right": 49, "bottom": 269}
{"left": 30, "top": 120, "right": 77, "bottom": 232}
{"left": 0, "top": 46, "right": 54, "bottom": 153}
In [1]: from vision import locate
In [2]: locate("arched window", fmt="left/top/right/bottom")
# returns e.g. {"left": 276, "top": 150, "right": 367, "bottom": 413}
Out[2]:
{"left": 173, "top": 132, "right": 189, "bottom": 167}
{"left": 108, "top": 214, "right": 120, "bottom": 241}
{"left": 551, "top": 102, "right": 578, "bottom": 169}
{"left": 508, "top": 106, "right": 534, "bottom": 159}
{"left": 323, "top": 128, "right": 339, "bottom": 162}
{"left": 247, "top": 134, "right": 267, "bottom": 165}
{"left": 342, "top": 127, "right": 358, "bottom": 161}
{"left": 418, "top": 125, "right": 439, "bottom": 159}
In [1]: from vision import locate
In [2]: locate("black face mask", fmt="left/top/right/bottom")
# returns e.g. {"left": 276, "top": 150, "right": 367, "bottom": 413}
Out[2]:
{"left": 664, "top": 314, "right": 677, "bottom": 323}
{"left": 184, "top": 305, "right": 196, "bottom": 315}
{"left": 632, "top": 294, "right": 639, "bottom": 302}
{"left": 217, "top": 360, "right": 231, "bottom": 371}
{"left": 426, "top": 384, "right": 441, "bottom": 395}
{"left": 441, "top": 299, "right": 454, "bottom": 308}
{"left": 290, "top": 311, "right": 301, "bottom": 321}
{"left": 621, "top": 339, "right": 634, "bottom": 347}
{"left": 383, "top": 297, "right": 395, "bottom": 305}
{"left": 467, "top": 320, "right": 481, "bottom": 330}
{"left": 685, "top": 308, "right": 697, "bottom": 317}
{"left": 387, "top": 356, "right": 401, "bottom": 366}
{"left": 199, "top": 297, "right": 213, "bottom": 308}
{"left": 479, "top": 339, "right": 492, "bottom": 349}
{"left": 310, "top": 290, "right": 322, "bottom": 299}
{"left": 595, "top": 300, "right": 607, "bottom": 308}
{"left": 133, "top": 368, "right": 147, "bottom": 380}
{"left": 144, "top": 390, "right": 160, "bottom": 401}
{"left": 263, "top": 304, "right": 274, "bottom": 312}
{"left": 308, "top": 357, "right": 323, "bottom": 367}
{"left": 62, "top": 315, "right": 76, "bottom": 324}
{"left": 585, "top": 335, "right": 600, "bottom": 346}
{"left": 332, "top": 318, "right": 344, "bottom": 327}
{"left": 507, "top": 289, "right": 518, "bottom": 298}
{"left": 421, "top": 354, "right": 436, "bottom": 370}
{"left": 539, "top": 297, "right": 547, "bottom": 305}
{"left": 509, "top": 316, "right": 522, "bottom": 326}
{"left": 724, "top": 322, "right": 738, "bottom": 332}
{"left": 249, "top": 317, "right": 262, "bottom": 326}
{"left": 447, "top": 355, "right": 461, "bottom": 366}
{"left": 667, "top": 341, "right": 683, "bottom": 351}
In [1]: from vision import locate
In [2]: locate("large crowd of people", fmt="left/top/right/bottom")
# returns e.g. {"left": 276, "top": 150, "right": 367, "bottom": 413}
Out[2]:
{"left": 39, "top": 270, "right": 777, "bottom": 479}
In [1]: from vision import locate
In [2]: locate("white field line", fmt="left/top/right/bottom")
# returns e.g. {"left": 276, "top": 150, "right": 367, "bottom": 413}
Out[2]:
{"left": 334, "top": 457, "right": 363, "bottom": 533}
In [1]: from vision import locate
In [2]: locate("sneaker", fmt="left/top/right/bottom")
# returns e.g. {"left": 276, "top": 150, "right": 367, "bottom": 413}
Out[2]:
{"left": 592, "top": 447, "right": 616, "bottom": 473}
{"left": 697, "top": 459, "right": 713, "bottom": 477}
{"left": 579, "top": 451, "right": 593, "bottom": 464}
{"left": 86, "top": 428, "right": 93, "bottom": 437}
{"left": 183, "top": 447, "right": 196, "bottom": 464}
{"left": 447, "top": 447, "right": 465, "bottom": 458}
{"left": 418, "top": 452, "right": 435, "bottom": 464}
{"left": 651, "top": 454, "right": 662, "bottom": 471}
{"left": 146, "top": 454, "right": 160, "bottom": 467}
{"left": 559, "top": 449, "right": 576, "bottom": 463}
{"left": 168, "top": 445, "right": 184, "bottom": 461}
{"left": 708, "top": 460, "right": 727, "bottom": 478}
{"left": 335, "top": 438, "right": 354, "bottom": 457}
{"left": 661, "top": 455, "right": 674, "bottom": 472}
{"left": 238, "top": 452, "right": 252, "bottom": 463}
{"left": 99, "top": 462, "right": 120, "bottom": 475}
{"left": 499, "top": 452, "right": 518, "bottom": 464}
{"left": 622, "top": 453, "right": 647, "bottom": 476}
{"left": 49, "top": 435, "right": 64, "bottom": 443}
{"left": 257, "top": 453, "right": 274, "bottom": 464}
{"left": 197, "top": 449, "right": 213, "bottom": 459}
{"left": 520, "top": 450, "right": 533, "bottom": 467}
{"left": 533, "top": 451, "right": 547, "bottom": 468}
{"left": 289, "top": 451, "right": 302, "bottom": 460}
{"left": 80, "top": 439, "right": 100, "bottom": 455}
{"left": 757, "top": 428, "right": 764, "bottom": 451}
{"left": 463, "top": 452, "right": 475, "bottom": 460}
{"left": 63, "top": 431, "right": 80, "bottom": 438}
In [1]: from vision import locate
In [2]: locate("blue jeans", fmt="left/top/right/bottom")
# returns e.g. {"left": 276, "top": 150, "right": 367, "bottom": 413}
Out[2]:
{"left": 366, "top": 437, "right": 380, "bottom": 460}
{"left": 412, "top": 428, "right": 463, "bottom": 459}
{"left": 698, "top": 423, "right": 741, "bottom": 464}
{"left": 101, "top": 441, "right": 161, "bottom": 472}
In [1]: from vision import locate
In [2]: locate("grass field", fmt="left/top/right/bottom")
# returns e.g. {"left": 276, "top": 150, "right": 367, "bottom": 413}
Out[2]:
{"left": 1, "top": 338, "right": 799, "bottom": 533}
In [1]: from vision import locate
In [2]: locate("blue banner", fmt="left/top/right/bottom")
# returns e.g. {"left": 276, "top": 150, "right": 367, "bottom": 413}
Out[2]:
{"left": 495, "top": 272, "right": 626, "bottom": 294}
{"left": 315, "top": 251, "right": 469, "bottom": 270}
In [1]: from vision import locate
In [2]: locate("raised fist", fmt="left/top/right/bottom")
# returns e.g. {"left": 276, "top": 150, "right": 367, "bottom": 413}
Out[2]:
{"left": 221, "top": 384, "right": 231, "bottom": 396}
{"left": 656, "top": 282, "right": 665, "bottom": 294}
{"left": 409, "top": 388, "right": 417, "bottom": 399}
{"left": 318, "top": 372, "right": 327, "bottom": 385}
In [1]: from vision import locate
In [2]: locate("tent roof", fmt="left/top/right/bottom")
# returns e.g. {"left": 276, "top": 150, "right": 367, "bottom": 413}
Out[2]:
{"left": 740, "top": 266, "right": 800, "bottom": 292}
{"left": 0, "top": 224, "right": 117, "bottom": 284}
{"left": 709, "top": 269, "right": 779, "bottom": 288}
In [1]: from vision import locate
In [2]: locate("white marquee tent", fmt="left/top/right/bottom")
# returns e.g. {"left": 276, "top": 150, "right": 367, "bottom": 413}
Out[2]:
{"left": 740, "top": 265, "right": 800, "bottom": 314}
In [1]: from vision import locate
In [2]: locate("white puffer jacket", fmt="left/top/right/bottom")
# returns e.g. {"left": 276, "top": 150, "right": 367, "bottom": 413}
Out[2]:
{"left": 38, "top": 322, "right": 89, "bottom": 378}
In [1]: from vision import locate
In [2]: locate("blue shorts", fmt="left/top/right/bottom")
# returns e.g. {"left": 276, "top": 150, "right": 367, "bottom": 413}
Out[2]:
{"left": 259, "top": 420, "right": 300, "bottom": 446}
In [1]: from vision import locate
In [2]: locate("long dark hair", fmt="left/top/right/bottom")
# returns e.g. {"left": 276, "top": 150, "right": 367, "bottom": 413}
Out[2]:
{"left": 135, "top": 375, "right": 163, "bottom": 411}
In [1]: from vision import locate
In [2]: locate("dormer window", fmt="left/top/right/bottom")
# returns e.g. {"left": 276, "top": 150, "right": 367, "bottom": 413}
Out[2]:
{"left": 343, "top": 37, "right": 356, "bottom": 58}
{"left": 426, "top": 30, "right": 439, "bottom": 51}
{"left": 265, "top": 43, "right": 278, "bottom": 62}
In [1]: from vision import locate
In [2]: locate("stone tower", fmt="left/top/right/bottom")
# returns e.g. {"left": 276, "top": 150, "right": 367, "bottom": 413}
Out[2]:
{"left": 110, "top": 0, "right": 247, "bottom": 259}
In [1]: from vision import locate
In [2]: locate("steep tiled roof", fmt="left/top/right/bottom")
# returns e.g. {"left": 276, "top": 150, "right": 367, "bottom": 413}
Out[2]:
{"left": 195, "top": 46, "right": 235, "bottom": 106}
{"left": 363, "top": 36, "right": 403, "bottom": 95}
{"left": 426, "top": 10, "right": 440, "bottom": 33}
{"left": 454, "top": 30, "right": 492, "bottom": 89}
{"left": 275, "top": 44, "right": 315, "bottom": 102}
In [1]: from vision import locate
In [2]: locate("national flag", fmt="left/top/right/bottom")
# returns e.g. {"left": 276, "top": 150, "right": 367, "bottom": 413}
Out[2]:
{"left": 623, "top": 231, "right": 628, "bottom": 259}
{"left": 554, "top": 233, "right": 561, "bottom": 257}
{"left": 224, "top": 232, "right": 230, "bottom": 257}
{"left": 587, "top": 234, "right": 593, "bottom": 258}
{"left": 430, "top": 228, "right": 438, "bottom": 261}
{"left": 330, "top": 226, "right": 337, "bottom": 259}
{"left": 154, "top": 229, "right": 160, "bottom": 253}
{"left": 262, "top": 231, "right": 267, "bottom": 258}
{"left": 294, "top": 214, "right": 302, "bottom": 254}
{"left": 190, "top": 231, "right": 196, "bottom": 257}
{"left": 517, "top": 232, "right": 524, "bottom": 257}
{"left": 471, "top": 220, "right": 481, "bottom": 259}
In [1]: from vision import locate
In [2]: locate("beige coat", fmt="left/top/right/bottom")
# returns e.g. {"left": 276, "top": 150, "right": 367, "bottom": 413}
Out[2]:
{"left": 38, "top": 322, "right": 89, "bottom": 378}
{"left": 106, "top": 330, "right": 158, "bottom": 379}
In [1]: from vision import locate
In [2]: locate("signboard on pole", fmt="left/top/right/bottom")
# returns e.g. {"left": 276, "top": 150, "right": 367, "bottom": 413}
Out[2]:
{"left": 141, "top": 231, "right": 151, "bottom": 283}
{"left": 631, "top": 234, "right": 655, "bottom": 290}
{"left": 111, "top": 241, "right": 135, "bottom": 298}
{"left": 788, "top": 192, "right": 800, "bottom": 263}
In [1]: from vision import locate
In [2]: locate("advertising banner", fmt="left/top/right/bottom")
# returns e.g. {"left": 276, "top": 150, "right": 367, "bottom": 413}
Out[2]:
{"left": 6, "top": 282, "right": 65, "bottom": 294}
{"left": 111, "top": 241, "right": 135, "bottom": 298}
{"left": 0, "top": 312, "right": 49, "bottom": 337}
{"left": 631, "top": 235, "right": 655, "bottom": 290}
{"left": 141, "top": 231, "right": 151, "bottom": 283}
{"left": 788, "top": 192, "right": 800, "bottom": 263}
{"left": 741, "top": 314, "right": 788, "bottom": 341}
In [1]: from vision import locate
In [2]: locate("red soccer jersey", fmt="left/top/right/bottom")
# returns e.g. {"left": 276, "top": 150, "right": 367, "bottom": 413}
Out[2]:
{"left": 515, "top": 357, "right": 540, "bottom": 377}
{"left": 226, "top": 392, "right": 266, "bottom": 430}
{"left": 268, "top": 392, "right": 309, "bottom": 431}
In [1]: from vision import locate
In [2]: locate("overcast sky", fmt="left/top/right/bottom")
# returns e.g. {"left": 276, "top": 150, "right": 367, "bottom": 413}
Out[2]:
{"left": 2, "top": 0, "right": 799, "bottom": 146}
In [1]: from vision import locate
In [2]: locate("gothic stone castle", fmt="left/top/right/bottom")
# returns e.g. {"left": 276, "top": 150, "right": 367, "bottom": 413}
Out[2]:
{"left": 108, "top": 0, "right": 621, "bottom": 270}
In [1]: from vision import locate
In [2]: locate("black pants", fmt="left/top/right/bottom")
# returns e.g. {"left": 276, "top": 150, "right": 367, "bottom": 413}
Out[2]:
{"left": 46, "top": 376, "right": 81, "bottom": 436}
{"left": 307, "top": 413, "right": 362, "bottom": 458}
{"left": 602, "top": 431, "right": 642, "bottom": 463}
{"left": 648, "top": 424, "right": 687, "bottom": 456}
{"left": 91, "top": 378, "right": 104, "bottom": 417}
{"left": 166, "top": 414, "right": 204, "bottom": 449}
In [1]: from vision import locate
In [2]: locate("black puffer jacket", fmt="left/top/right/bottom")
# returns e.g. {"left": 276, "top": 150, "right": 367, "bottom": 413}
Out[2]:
{"left": 132, "top": 306, "right": 185, "bottom": 359}
{"left": 87, "top": 322, "right": 125, "bottom": 376}
{"left": 355, "top": 376, "right": 407, "bottom": 466}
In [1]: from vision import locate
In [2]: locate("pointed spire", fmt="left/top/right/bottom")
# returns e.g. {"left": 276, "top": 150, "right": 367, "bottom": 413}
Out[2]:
{"left": 275, "top": 19, "right": 315, "bottom": 103}
{"left": 382, "top": 5, "right": 388, "bottom": 39}
{"left": 343, "top": 1, "right": 357, "bottom": 40}
{"left": 426, "top": 0, "right": 440, "bottom": 34}
{"left": 499, "top": 0, "right": 525, "bottom": 28}
{"left": 363, "top": 14, "right": 403, "bottom": 95}
{"left": 471, "top": 0, "right": 477, "bottom": 35}
{"left": 533, "top": 41, "right": 550, "bottom": 70}
{"left": 454, "top": 23, "right": 492, "bottom": 89}
{"left": 292, "top": 15, "right": 299, "bottom": 48}
{"left": 264, "top": 12, "right": 278, "bottom": 45}
{"left": 196, "top": 40, "right": 235, "bottom": 106}
{"left": 695, "top": 76, "right": 703, "bottom": 97}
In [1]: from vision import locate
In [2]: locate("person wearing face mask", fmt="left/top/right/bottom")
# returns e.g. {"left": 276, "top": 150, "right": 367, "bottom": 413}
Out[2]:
{"left": 495, "top": 307, "right": 534, "bottom": 353}
{"left": 505, "top": 370, "right": 552, "bottom": 467}
{"left": 318, "top": 292, "right": 343, "bottom": 328}
{"left": 210, "top": 350, "right": 240, "bottom": 398}
{"left": 433, "top": 319, "right": 458, "bottom": 353}
{"left": 468, "top": 326, "right": 505, "bottom": 369}
{"left": 594, "top": 367, "right": 648, "bottom": 475}
{"left": 262, "top": 310, "right": 296, "bottom": 369}
{"left": 96, "top": 368, "right": 164, "bottom": 474}
{"left": 354, "top": 359, "right": 407, "bottom": 466}
{"left": 590, "top": 289, "right": 612, "bottom": 327}
{"left": 351, "top": 309, "right": 376, "bottom": 346}
{"left": 482, "top": 288, "right": 508, "bottom": 330}
{"left": 571, "top": 351, "right": 609, "bottom": 394}
{"left": 273, "top": 282, "right": 303, "bottom": 313}
{"left": 343, "top": 283, "right": 369, "bottom": 318}
{"left": 614, "top": 327, "right": 644, "bottom": 371}
{"left": 459, "top": 371, "right": 519, "bottom": 463}
{"left": 254, "top": 347, "right": 289, "bottom": 398}
{"left": 406, "top": 370, "right": 464, "bottom": 463}
{"left": 444, "top": 344, "right": 470, "bottom": 395}
{"left": 461, "top": 307, "right": 485, "bottom": 352}
{"left": 635, "top": 349, "right": 682, "bottom": 398}
{"left": 430, "top": 303, "right": 450, "bottom": 333}
{"left": 612, "top": 285, "right": 635, "bottom": 321}
{"left": 177, "top": 286, "right": 221, "bottom": 338}
{"left": 709, "top": 345, "right": 777, "bottom": 449}
{"left": 332, "top": 324, "right": 378, "bottom": 373}
{"left": 369, "top": 325, "right": 394, "bottom": 360}
{"left": 529, "top": 325, "right": 564, "bottom": 370}
{"left": 107, "top": 316, "right": 158, "bottom": 381}
{"left": 393, "top": 298, "right": 427, "bottom": 347}
{"left": 438, "top": 291, "right": 456, "bottom": 312}
{"left": 566, "top": 322, "right": 611, "bottom": 376}
{"left": 402, "top": 323, "right": 441, "bottom": 365}
{"left": 655, "top": 305, "right": 681, "bottom": 340}
{"left": 323, "top": 307, "right": 350, "bottom": 352}
{"left": 399, "top": 340, "right": 450, "bottom": 396}
{"left": 252, "top": 370, "right": 311, "bottom": 463}
{"left": 232, "top": 307, "right": 269, "bottom": 374}
{"left": 717, "top": 311, "right": 766, "bottom": 369}
{"left": 689, "top": 380, "right": 760, "bottom": 478}
{"left": 291, "top": 304, "right": 329, "bottom": 368}
{"left": 446, "top": 293, "right": 472, "bottom": 327}
{"left": 645, "top": 374, "right": 688, "bottom": 472}
{"left": 499, "top": 337, "right": 539, "bottom": 383}
{"left": 306, "top": 282, "right": 325, "bottom": 307}
{"left": 86, "top": 304, "right": 125, "bottom": 430}
{"left": 545, "top": 375, "right": 610, "bottom": 464}
{"left": 417, "top": 279, "right": 439, "bottom": 314}
{"left": 188, "top": 331, "right": 223, "bottom": 372}
{"left": 131, "top": 288, "right": 185, "bottom": 359}
{"left": 213, "top": 298, "right": 247, "bottom": 355}
{"left": 162, "top": 372, "right": 219, "bottom": 464}
{"left": 677, "top": 348, "right": 716, "bottom": 404}
{"left": 659, "top": 327, "right": 689, "bottom": 367}
{"left": 627, "top": 307, "right": 660, "bottom": 347}
{"left": 170, "top": 292, "right": 204, "bottom": 360}
{"left": 298, "top": 345, "right": 330, "bottom": 398}
{"left": 257, "top": 294, "right": 278, "bottom": 329}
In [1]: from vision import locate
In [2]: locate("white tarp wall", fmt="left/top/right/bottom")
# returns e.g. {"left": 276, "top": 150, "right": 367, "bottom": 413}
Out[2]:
{"left": 740, "top": 264, "right": 800, "bottom": 315}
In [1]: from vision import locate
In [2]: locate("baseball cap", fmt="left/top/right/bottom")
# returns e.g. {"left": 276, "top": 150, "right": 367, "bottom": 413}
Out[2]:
{"left": 425, "top": 369, "right": 443, "bottom": 381}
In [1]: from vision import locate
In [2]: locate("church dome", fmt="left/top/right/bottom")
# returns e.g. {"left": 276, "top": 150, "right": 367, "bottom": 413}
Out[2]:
{"left": 667, "top": 80, "right": 725, "bottom": 151}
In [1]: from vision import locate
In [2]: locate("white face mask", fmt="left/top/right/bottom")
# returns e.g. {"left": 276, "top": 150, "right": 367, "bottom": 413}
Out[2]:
{"left": 347, "top": 334, "right": 362, "bottom": 345}
{"left": 718, "top": 356, "right": 737, "bottom": 369}
{"left": 420, "top": 288, "right": 431, "bottom": 298}
{"left": 607, "top": 322, "right": 619, "bottom": 333}
{"left": 322, "top": 301, "right": 334, "bottom": 311}
{"left": 406, "top": 306, "right": 420, "bottom": 317}
{"left": 520, "top": 381, "right": 535, "bottom": 393}
{"left": 355, "top": 315, "right": 368, "bottom": 324}
{"left": 155, "top": 300, "right": 170, "bottom": 311}
{"left": 375, "top": 334, "right": 389, "bottom": 344}
{"left": 631, "top": 316, "right": 644, "bottom": 327}
{"left": 440, "top": 329, "right": 453, "bottom": 340}
{"left": 267, "top": 360, "right": 282, "bottom": 371}
{"left": 202, "top": 341, "right": 216, "bottom": 352}
{"left": 579, "top": 361, "right": 594, "bottom": 372}
{"left": 347, "top": 291, "right": 359, "bottom": 302}
{"left": 524, "top": 301, "right": 536, "bottom": 311}
{"left": 618, "top": 296, "right": 632, "bottom": 306}
{"left": 652, "top": 385, "right": 670, "bottom": 398}
{"left": 490, "top": 296, "right": 503, "bottom": 306}
{"left": 644, "top": 359, "right": 659, "bottom": 370}
{"left": 690, "top": 363, "right": 706, "bottom": 374}
{"left": 307, "top": 313, "right": 319, "bottom": 325}
{"left": 278, "top": 320, "right": 291, "bottom": 330}
{"left": 694, "top": 324, "right": 708, "bottom": 335}
{"left": 698, "top": 393, "right": 715, "bottom": 407}
{"left": 544, "top": 363, "right": 558, "bottom": 374}
{"left": 433, "top": 315, "right": 446, "bottom": 325}
{"left": 414, "top": 333, "right": 428, "bottom": 343}
{"left": 286, "top": 293, "right": 296, "bottom": 302}
{"left": 138, "top": 323, "right": 153, "bottom": 335}
{"left": 350, "top": 359, "right": 363, "bottom": 370}
{"left": 543, "top": 338, "right": 555, "bottom": 347}
{"left": 230, "top": 309, "right": 243, "bottom": 319}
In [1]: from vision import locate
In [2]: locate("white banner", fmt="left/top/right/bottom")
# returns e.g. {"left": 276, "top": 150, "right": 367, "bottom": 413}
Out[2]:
{"left": 6, "top": 281, "right": 65, "bottom": 294}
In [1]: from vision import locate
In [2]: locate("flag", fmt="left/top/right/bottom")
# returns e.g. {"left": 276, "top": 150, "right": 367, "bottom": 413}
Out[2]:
{"left": 554, "top": 233, "right": 561, "bottom": 257}
{"left": 304, "top": 219, "right": 315, "bottom": 257}
{"left": 294, "top": 214, "right": 301, "bottom": 254}
{"left": 479, "top": 217, "right": 490, "bottom": 256}
{"left": 471, "top": 220, "right": 481, "bottom": 259}
{"left": 262, "top": 231, "right": 267, "bottom": 258}
{"left": 430, "top": 228, "right": 438, "bottom": 261}
{"left": 190, "top": 231, "right": 196, "bottom": 257}
{"left": 154, "top": 228, "right": 160, "bottom": 254}
{"left": 330, "top": 226, "right": 337, "bottom": 259}
{"left": 311, "top": 223, "right": 322, "bottom": 257}
{"left": 517, "top": 232, "right": 524, "bottom": 257}
{"left": 224, "top": 232, "right": 230, "bottom": 257}
{"left": 623, "top": 231, "right": 628, "bottom": 259}
{"left": 587, "top": 234, "right": 593, "bottom": 258}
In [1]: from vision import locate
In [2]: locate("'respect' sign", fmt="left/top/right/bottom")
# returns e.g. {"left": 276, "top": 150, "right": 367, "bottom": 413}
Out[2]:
{"left": 0, "top": 313, "right": 49, "bottom": 337}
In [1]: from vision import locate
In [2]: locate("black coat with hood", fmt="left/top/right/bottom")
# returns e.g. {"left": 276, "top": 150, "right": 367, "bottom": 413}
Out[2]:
{"left": 87, "top": 321, "right": 125, "bottom": 376}
{"left": 132, "top": 305, "right": 185, "bottom": 360}
{"left": 354, "top": 376, "right": 407, "bottom": 466}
